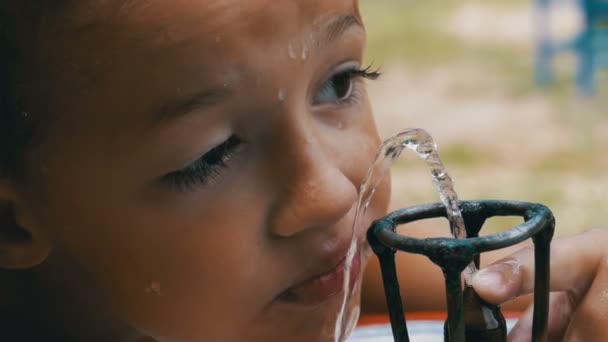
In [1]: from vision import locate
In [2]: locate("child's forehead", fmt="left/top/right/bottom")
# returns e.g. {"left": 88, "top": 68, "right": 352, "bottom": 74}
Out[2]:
{"left": 64, "top": 0, "right": 360, "bottom": 38}
{"left": 50, "top": 0, "right": 363, "bottom": 78}
{"left": 33, "top": 0, "right": 364, "bottom": 140}
{"left": 48, "top": 0, "right": 363, "bottom": 79}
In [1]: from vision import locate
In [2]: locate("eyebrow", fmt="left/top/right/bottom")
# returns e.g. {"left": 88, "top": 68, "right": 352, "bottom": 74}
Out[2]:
{"left": 153, "top": 14, "right": 362, "bottom": 123}
{"left": 153, "top": 88, "right": 231, "bottom": 123}
{"left": 317, "top": 14, "right": 364, "bottom": 49}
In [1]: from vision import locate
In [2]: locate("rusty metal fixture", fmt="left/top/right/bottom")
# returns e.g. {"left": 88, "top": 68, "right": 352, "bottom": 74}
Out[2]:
{"left": 367, "top": 200, "right": 555, "bottom": 342}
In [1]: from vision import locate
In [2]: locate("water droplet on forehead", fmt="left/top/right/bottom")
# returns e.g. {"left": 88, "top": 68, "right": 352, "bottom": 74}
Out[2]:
{"left": 301, "top": 47, "right": 308, "bottom": 61}
{"left": 287, "top": 43, "right": 297, "bottom": 60}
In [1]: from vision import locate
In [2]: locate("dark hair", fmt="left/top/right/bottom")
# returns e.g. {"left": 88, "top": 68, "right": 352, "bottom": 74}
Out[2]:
{"left": 0, "top": 14, "right": 31, "bottom": 180}
{"left": 0, "top": 2, "right": 67, "bottom": 180}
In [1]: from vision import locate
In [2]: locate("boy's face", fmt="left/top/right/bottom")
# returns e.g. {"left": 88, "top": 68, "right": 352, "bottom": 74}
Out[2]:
{"left": 12, "top": 0, "right": 389, "bottom": 340}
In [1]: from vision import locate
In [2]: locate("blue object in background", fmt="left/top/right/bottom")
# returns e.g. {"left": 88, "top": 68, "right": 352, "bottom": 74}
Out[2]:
{"left": 535, "top": 0, "right": 608, "bottom": 95}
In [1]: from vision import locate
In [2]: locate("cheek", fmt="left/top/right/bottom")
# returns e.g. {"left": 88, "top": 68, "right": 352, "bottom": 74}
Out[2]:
{"left": 337, "top": 104, "right": 391, "bottom": 235}
{"left": 119, "top": 214, "right": 266, "bottom": 338}
{"left": 118, "top": 197, "right": 277, "bottom": 339}
{"left": 33, "top": 171, "right": 278, "bottom": 340}
{"left": 340, "top": 105, "right": 387, "bottom": 206}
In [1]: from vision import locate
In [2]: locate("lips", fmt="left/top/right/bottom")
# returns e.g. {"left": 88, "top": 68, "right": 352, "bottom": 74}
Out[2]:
{"left": 278, "top": 246, "right": 363, "bottom": 306}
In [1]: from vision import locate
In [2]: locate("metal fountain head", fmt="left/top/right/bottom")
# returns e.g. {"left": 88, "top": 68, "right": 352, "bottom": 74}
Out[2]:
{"left": 367, "top": 200, "right": 555, "bottom": 342}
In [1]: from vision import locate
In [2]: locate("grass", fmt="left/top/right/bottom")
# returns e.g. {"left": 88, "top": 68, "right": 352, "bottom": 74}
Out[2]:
{"left": 362, "top": 0, "right": 608, "bottom": 236}
{"left": 361, "top": 0, "right": 462, "bottom": 65}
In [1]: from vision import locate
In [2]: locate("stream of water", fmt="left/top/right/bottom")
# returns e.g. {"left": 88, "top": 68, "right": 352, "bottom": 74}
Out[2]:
{"left": 335, "top": 128, "right": 478, "bottom": 341}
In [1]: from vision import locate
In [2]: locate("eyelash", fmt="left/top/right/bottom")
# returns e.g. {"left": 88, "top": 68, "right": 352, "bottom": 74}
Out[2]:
{"left": 348, "top": 64, "right": 382, "bottom": 81}
{"left": 163, "top": 135, "right": 242, "bottom": 189}
{"left": 318, "top": 64, "right": 381, "bottom": 105}
{"left": 163, "top": 64, "right": 381, "bottom": 191}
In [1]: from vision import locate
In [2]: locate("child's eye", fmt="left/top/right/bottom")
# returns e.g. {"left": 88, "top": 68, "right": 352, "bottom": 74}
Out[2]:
{"left": 163, "top": 135, "right": 242, "bottom": 189}
{"left": 314, "top": 64, "right": 381, "bottom": 105}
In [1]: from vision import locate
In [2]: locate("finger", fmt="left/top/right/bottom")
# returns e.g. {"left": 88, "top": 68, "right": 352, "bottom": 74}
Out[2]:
{"left": 507, "top": 303, "right": 533, "bottom": 342}
{"left": 507, "top": 292, "right": 575, "bottom": 342}
{"left": 545, "top": 292, "right": 576, "bottom": 341}
{"left": 563, "top": 256, "right": 608, "bottom": 340}
{"left": 471, "top": 229, "right": 607, "bottom": 305}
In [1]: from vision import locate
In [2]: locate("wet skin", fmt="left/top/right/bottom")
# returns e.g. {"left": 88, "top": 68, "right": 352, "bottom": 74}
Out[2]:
{"left": 0, "top": 0, "right": 390, "bottom": 341}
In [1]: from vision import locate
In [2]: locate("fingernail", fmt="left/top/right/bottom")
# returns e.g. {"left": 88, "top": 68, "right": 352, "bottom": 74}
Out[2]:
{"left": 473, "top": 259, "right": 521, "bottom": 295}
{"left": 473, "top": 268, "right": 505, "bottom": 289}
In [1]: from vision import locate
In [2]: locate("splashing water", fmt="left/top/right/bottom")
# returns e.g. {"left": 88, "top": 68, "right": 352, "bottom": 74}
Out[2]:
{"left": 334, "top": 128, "right": 478, "bottom": 342}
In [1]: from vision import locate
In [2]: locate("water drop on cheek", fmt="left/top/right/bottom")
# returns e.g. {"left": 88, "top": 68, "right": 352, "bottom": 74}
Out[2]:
{"left": 145, "top": 281, "right": 162, "bottom": 296}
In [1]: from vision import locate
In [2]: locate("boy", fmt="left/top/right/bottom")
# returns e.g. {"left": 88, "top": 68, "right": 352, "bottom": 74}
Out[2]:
{"left": 0, "top": 1, "right": 607, "bottom": 341}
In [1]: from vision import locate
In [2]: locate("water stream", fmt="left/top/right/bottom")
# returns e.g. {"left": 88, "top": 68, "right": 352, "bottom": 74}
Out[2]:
{"left": 335, "top": 128, "right": 478, "bottom": 341}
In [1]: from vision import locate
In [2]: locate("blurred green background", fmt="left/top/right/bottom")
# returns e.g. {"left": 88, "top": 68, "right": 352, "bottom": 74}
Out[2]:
{"left": 361, "top": 0, "right": 607, "bottom": 235}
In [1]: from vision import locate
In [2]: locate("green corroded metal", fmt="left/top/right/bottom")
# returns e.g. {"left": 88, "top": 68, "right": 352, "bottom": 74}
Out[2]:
{"left": 367, "top": 200, "right": 555, "bottom": 342}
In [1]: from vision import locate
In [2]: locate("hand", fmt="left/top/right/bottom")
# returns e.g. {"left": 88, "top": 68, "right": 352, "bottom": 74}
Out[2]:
{"left": 470, "top": 228, "right": 608, "bottom": 341}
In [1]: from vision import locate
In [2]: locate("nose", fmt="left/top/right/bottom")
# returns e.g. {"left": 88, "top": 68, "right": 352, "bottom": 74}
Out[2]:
{"left": 267, "top": 132, "right": 358, "bottom": 238}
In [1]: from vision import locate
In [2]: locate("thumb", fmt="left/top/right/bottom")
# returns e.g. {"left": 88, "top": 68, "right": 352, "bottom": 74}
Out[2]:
{"left": 470, "top": 229, "right": 605, "bottom": 305}
{"left": 470, "top": 258, "right": 524, "bottom": 304}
